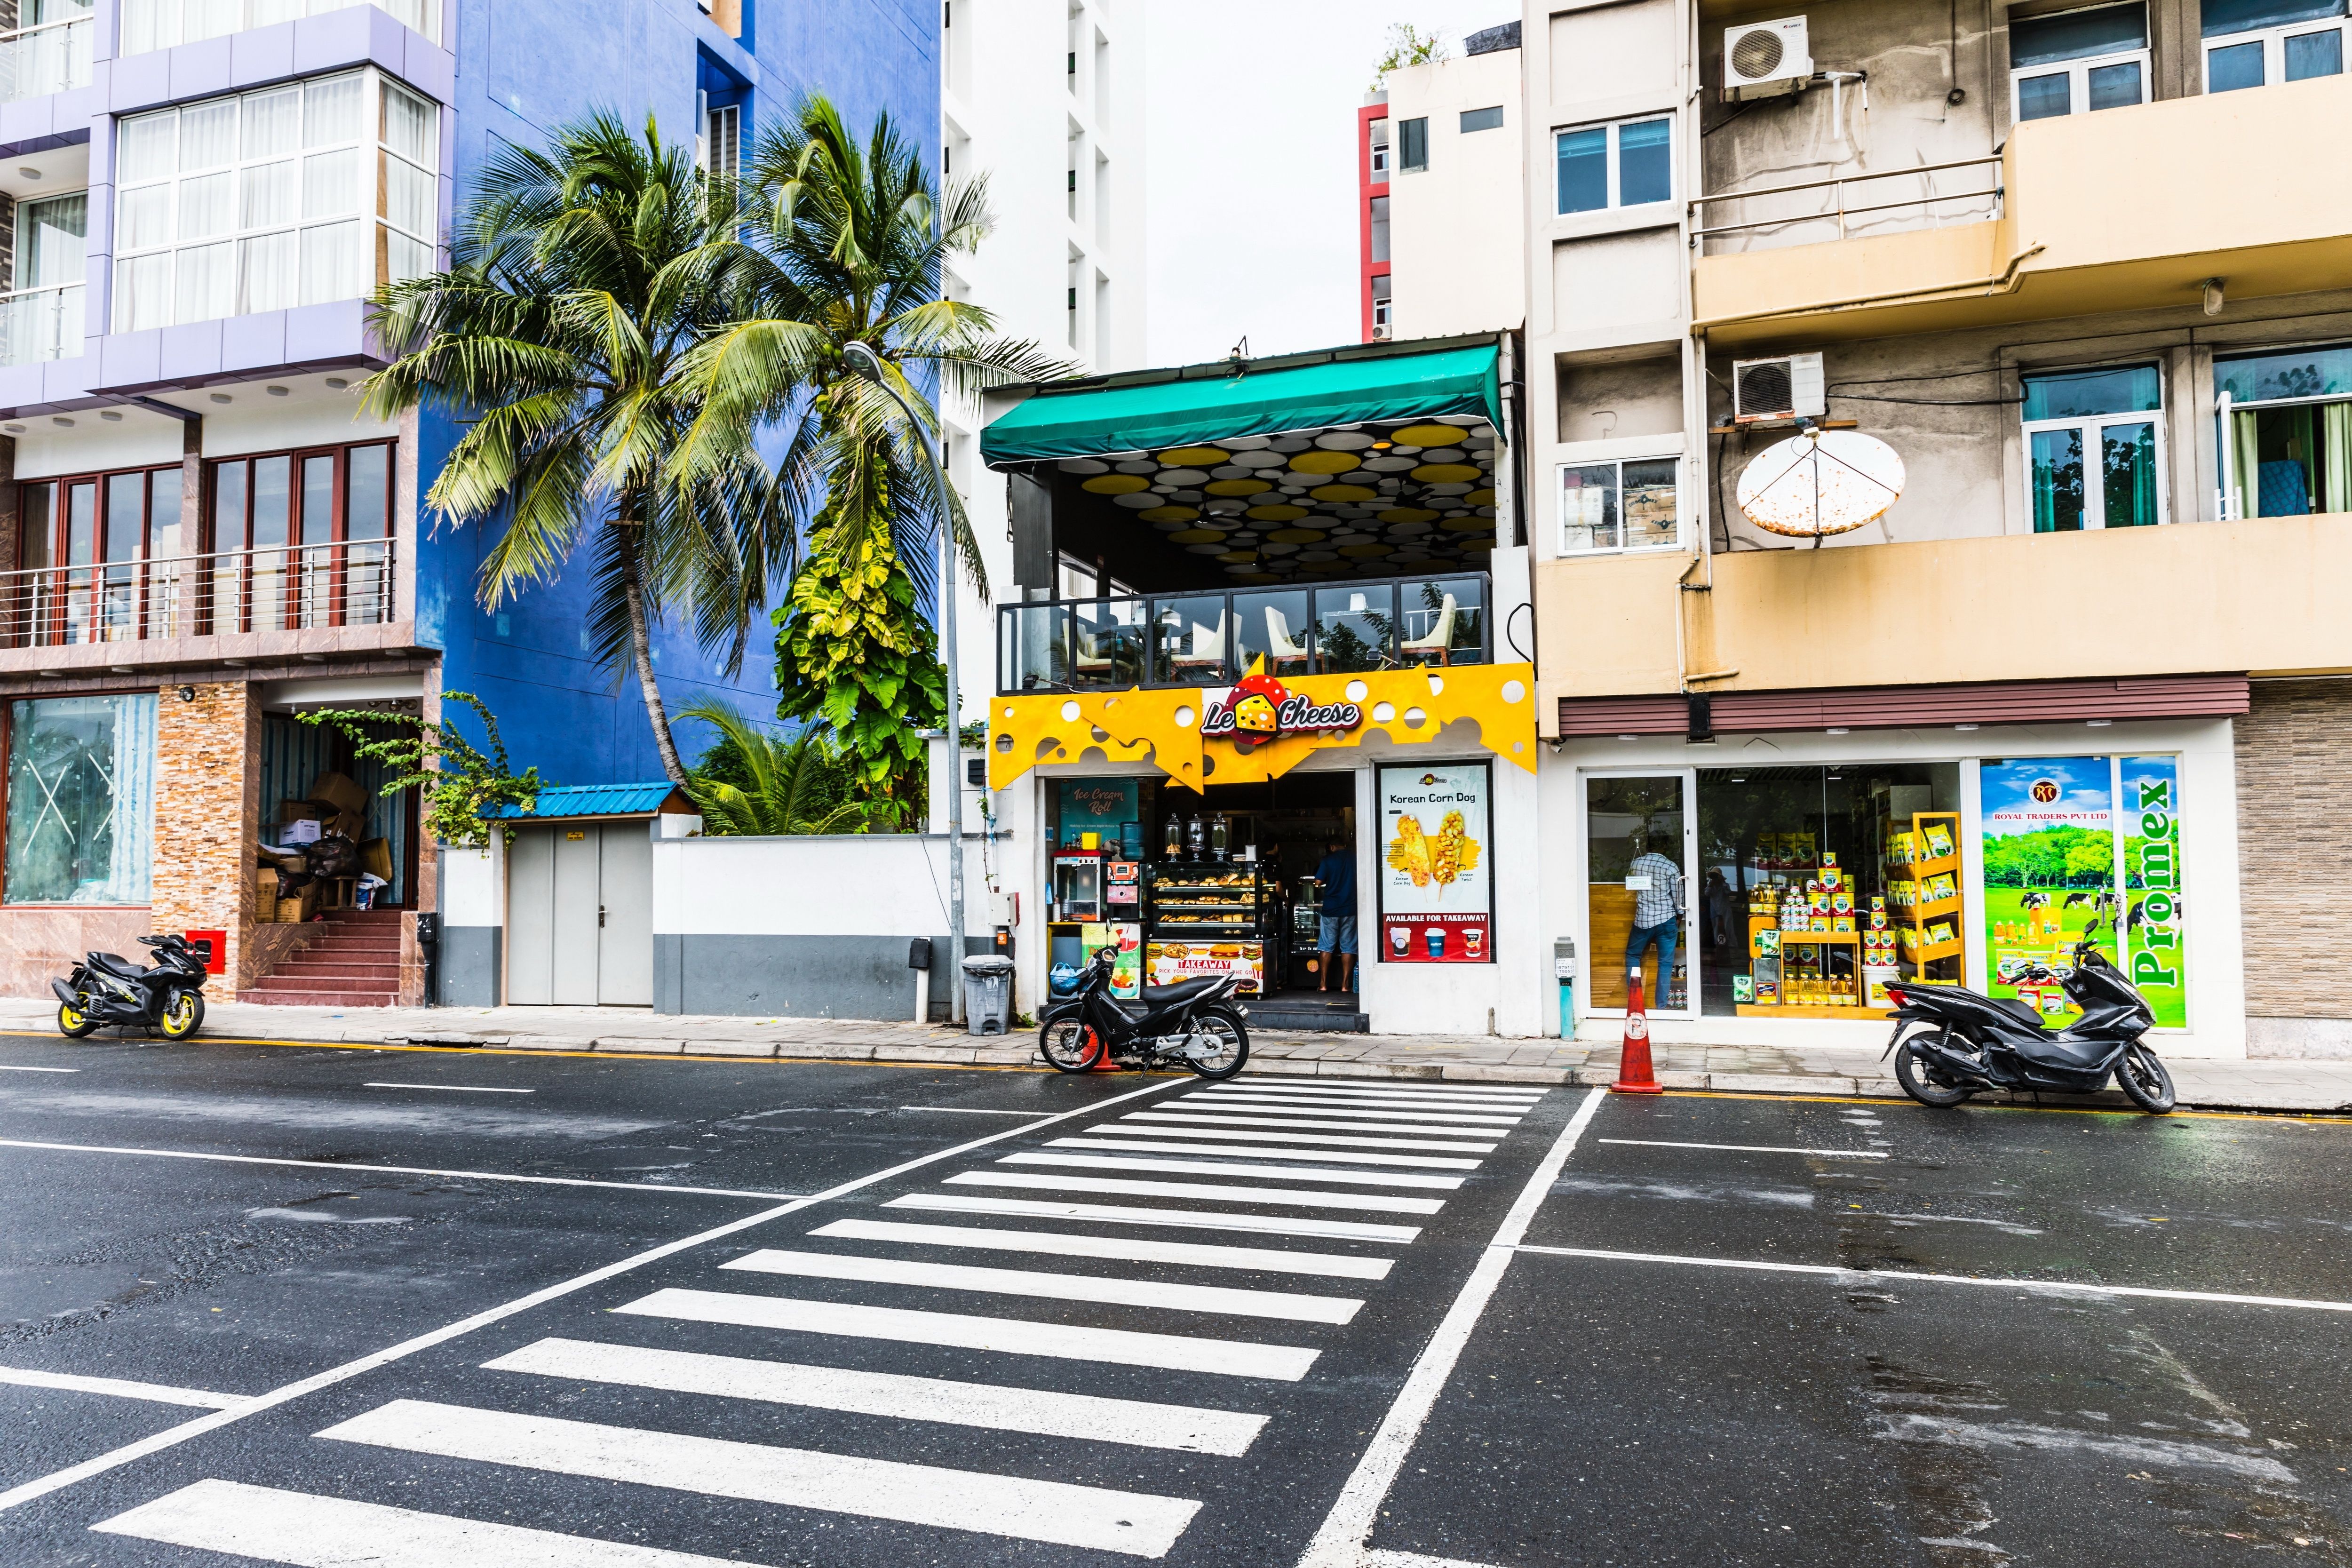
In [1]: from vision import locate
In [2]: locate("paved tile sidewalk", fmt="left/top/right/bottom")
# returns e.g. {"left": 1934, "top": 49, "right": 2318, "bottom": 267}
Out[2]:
{"left": 2, "top": 997, "right": 2344, "bottom": 1113}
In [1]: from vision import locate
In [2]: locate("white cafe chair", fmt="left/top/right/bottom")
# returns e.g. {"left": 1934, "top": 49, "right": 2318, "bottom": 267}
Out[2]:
{"left": 1398, "top": 593, "right": 1459, "bottom": 666}
{"left": 1263, "top": 605, "right": 1310, "bottom": 674}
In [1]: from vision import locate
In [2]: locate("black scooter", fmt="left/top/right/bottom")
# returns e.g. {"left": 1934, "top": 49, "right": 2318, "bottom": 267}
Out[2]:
{"left": 54, "top": 934, "right": 210, "bottom": 1041}
{"left": 1882, "top": 918, "right": 2173, "bottom": 1113}
{"left": 1039, "top": 946, "right": 1251, "bottom": 1079}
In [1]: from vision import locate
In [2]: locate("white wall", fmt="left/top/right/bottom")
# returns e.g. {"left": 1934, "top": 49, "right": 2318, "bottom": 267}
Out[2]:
{"left": 1535, "top": 718, "right": 2249, "bottom": 1058}
{"left": 652, "top": 833, "right": 997, "bottom": 939}
{"left": 1386, "top": 45, "right": 1528, "bottom": 340}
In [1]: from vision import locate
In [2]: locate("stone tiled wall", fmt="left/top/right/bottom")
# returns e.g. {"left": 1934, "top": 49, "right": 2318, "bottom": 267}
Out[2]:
{"left": 150, "top": 680, "right": 266, "bottom": 1002}
{"left": 0, "top": 908, "right": 154, "bottom": 1001}
{"left": 2236, "top": 679, "right": 2352, "bottom": 1046}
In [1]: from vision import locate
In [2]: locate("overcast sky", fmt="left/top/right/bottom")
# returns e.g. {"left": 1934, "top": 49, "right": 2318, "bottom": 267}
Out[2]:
{"left": 1140, "top": 2, "right": 1519, "bottom": 369}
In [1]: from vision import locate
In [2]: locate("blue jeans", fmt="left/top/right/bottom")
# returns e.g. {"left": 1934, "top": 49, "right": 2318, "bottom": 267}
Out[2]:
{"left": 1625, "top": 918, "right": 1678, "bottom": 1003}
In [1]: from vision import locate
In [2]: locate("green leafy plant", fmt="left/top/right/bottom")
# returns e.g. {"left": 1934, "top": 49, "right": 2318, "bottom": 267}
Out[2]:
{"left": 1372, "top": 23, "right": 1449, "bottom": 88}
{"left": 680, "top": 697, "right": 879, "bottom": 836}
{"left": 297, "top": 692, "right": 544, "bottom": 849}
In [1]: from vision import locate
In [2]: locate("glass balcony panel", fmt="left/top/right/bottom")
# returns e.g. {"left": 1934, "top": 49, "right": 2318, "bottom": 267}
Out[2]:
{"left": 0, "top": 283, "right": 82, "bottom": 367}
{"left": 1232, "top": 588, "right": 1312, "bottom": 677}
{"left": 1000, "top": 603, "right": 1066, "bottom": 692}
{"left": 0, "top": 8, "right": 91, "bottom": 103}
{"left": 1149, "top": 592, "right": 1230, "bottom": 685}
{"left": 1398, "top": 576, "right": 1486, "bottom": 666}
{"left": 0, "top": 539, "right": 397, "bottom": 648}
{"left": 1312, "top": 583, "right": 1395, "bottom": 673}
{"left": 1069, "top": 596, "right": 1147, "bottom": 689}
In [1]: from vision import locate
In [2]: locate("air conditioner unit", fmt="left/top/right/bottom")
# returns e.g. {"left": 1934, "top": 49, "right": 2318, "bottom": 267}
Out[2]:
{"left": 1732, "top": 352, "right": 1825, "bottom": 423}
{"left": 1723, "top": 16, "right": 1812, "bottom": 100}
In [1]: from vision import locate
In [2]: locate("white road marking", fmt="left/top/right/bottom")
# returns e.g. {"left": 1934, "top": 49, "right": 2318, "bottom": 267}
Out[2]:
{"left": 618, "top": 1288, "right": 1323, "bottom": 1380}
{"left": 1598, "top": 1138, "right": 1891, "bottom": 1160}
{"left": 1511, "top": 1246, "right": 2352, "bottom": 1313}
{"left": 0, "top": 1075, "right": 1187, "bottom": 1515}
{"left": 946, "top": 1171, "right": 1444, "bottom": 1215}
{"left": 94, "top": 1479, "right": 768, "bottom": 1568}
{"left": 1365, "top": 1551, "right": 1510, "bottom": 1568}
{"left": 0, "top": 1366, "right": 244, "bottom": 1410}
{"left": 1238, "top": 1082, "right": 1543, "bottom": 1099}
{"left": 1001, "top": 1151, "right": 1462, "bottom": 1191}
{"left": 318, "top": 1398, "right": 1201, "bottom": 1558}
{"left": 1127, "top": 1112, "right": 1510, "bottom": 1141}
{"left": 886, "top": 1192, "right": 1421, "bottom": 1244}
{"left": 0, "top": 1064, "right": 76, "bottom": 1073}
{"left": 1088, "top": 1122, "right": 1498, "bottom": 1155}
{"left": 1202, "top": 1090, "right": 1534, "bottom": 1113}
{"left": 1295, "top": 1087, "right": 1609, "bottom": 1568}
{"left": 363, "top": 1082, "right": 533, "bottom": 1094}
{"left": 1052, "top": 1136, "right": 1478, "bottom": 1170}
{"left": 723, "top": 1248, "right": 1363, "bottom": 1324}
{"left": 485, "top": 1336, "right": 1268, "bottom": 1456}
{"left": 0, "top": 1137, "right": 794, "bottom": 1201}
{"left": 900, "top": 1106, "right": 1053, "bottom": 1115}
{"left": 1178, "top": 1100, "right": 1523, "bottom": 1127}
{"left": 811, "top": 1217, "right": 1395, "bottom": 1281}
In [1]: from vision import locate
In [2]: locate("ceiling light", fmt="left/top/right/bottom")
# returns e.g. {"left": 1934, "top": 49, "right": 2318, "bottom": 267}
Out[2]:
{"left": 15, "top": 167, "right": 36, "bottom": 180}
{"left": 266, "top": 384, "right": 289, "bottom": 396}
{"left": 1825, "top": 726, "right": 1848, "bottom": 735}
{"left": 1617, "top": 733, "right": 1637, "bottom": 741}
{"left": 2, "top": 423, "right": 21, "bottom": 433}
{"left": 2086, "top": 718, "right": 2112, "bottom": 727}
{"left": 50, "top": 415, "right": 72, "bottom": 426}
{"left": 100, "top": 410, "right": 122, "bottom": 422}
{"left": 324, "top": 376, "right": 349, "bottom": 390}
{"left": 209, "top": 392, "right": 232, "bottom": 403}
{"left": 1955, "top": 723, "right": 1979, "bottom": 732}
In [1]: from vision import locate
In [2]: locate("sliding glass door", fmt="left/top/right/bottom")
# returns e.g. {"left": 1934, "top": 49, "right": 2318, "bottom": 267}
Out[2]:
{"left": 1584, "top": 770, "right": 1696, "bottom": 1017}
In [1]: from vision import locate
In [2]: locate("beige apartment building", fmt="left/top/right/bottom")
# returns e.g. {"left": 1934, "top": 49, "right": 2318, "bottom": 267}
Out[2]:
{"left": 1488, "top": 0, "right": 2352, "bottom": 1056}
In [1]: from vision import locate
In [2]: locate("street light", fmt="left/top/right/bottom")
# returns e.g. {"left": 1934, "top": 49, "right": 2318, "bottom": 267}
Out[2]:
{"left": 843, "top": 339, "right": 966, "bottom": 1024}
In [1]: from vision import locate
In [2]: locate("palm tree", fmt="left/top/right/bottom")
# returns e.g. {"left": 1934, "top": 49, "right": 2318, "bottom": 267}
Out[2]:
{"left": 678, "top": 698, "right": 876, "bottom": 836}
{"left": 361, "top": 114, "right": 791, "bottom": 787}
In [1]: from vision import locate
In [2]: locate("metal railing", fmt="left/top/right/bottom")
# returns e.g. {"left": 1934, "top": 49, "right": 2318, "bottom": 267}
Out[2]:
{"left": 0, "top": 282, "right": 81, "bottom": 367}
{"left": 0, "top": 538, "right": 397, "bottom": 650}
{"left": 1688, "top": 153, "right": 2003, "bottom": 254}
{"left": 997, "top": 570, "right": 1492, "bottom": 694}
{"left": 0, "top": 9, "right": 91, "bottom": 103}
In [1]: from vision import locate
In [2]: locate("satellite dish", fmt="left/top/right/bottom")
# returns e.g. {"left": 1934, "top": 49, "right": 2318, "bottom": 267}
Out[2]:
{"left": 1735, "top": 428, "right": 1905, "bottom": 538}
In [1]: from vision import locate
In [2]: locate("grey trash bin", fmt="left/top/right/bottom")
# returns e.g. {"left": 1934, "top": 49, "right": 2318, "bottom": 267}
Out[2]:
{"left": 961, "top": 955, "right": 1017, "bottom": 1036}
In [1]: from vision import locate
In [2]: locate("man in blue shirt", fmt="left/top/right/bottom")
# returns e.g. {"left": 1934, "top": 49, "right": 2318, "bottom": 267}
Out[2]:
{"left": 1315, "top": 837, "right": 1357, "bottom": 994}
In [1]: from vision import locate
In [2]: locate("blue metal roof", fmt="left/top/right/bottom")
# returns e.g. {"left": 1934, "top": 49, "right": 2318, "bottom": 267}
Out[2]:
{"left": 484, "top": 783, "right": 684, "bottom": 820}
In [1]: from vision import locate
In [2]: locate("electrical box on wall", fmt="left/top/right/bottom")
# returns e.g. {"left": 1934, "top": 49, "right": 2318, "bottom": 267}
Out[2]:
{"left": 1732, "top": 352, "right": 1826, "bottom": 424}
{"left": 1723, "top": 16, "right": 1813, "bottom": 100}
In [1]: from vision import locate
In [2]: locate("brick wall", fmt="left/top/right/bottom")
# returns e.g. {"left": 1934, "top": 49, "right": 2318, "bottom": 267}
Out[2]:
{"left": 150, "top": 681, "right": 266, "bottom": 1001}
{"left": 2235, "top": 679, "right": 2352, "bottom": 1041}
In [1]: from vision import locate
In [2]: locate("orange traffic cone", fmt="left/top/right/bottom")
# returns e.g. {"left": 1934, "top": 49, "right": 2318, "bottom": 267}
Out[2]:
{"left": 1082, "top": 1027, "right": 1122, "bottom": 1072}
{"left": 1612, "top": 965, "right": 1662, "bottom": 1094}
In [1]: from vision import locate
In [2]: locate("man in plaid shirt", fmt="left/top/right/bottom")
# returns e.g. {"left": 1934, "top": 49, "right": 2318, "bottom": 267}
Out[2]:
{"left": 1624, "top": 831, "right": 1684, "bottom": 1006}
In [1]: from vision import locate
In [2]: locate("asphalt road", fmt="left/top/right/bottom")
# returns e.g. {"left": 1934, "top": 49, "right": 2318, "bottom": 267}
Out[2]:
{"left": 0, "top": 1029, "right": 2345, "bottom": 1568}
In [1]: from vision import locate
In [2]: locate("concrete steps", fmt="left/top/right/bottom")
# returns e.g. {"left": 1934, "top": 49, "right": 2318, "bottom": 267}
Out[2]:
{"left": 244, "top": 911, "right": 406, "bottom": 1006}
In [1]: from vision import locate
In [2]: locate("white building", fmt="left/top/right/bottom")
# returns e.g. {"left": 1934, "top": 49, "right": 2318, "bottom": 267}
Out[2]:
{"left": 1380, "top": 21, "right": 1528, "bottom": 342}
{"left": 938, "top": 0, "right": 1151, "bottom": 729}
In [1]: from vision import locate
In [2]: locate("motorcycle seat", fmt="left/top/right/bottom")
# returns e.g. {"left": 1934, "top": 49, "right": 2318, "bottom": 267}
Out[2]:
{"left": 1992, "top": 997, "right": 2046, "bottom": 1027}
{"left": 90, "top": 952, "right": 150, "bottom": 982}
{"left": 1141, "top": 978, "right": 1224, "bottom": 1007}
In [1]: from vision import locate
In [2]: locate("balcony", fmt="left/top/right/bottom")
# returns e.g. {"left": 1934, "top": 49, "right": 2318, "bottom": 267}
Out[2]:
{"left": 0, "top": 282, "right": 80, "bottom": 367}
{"left": 0, "top": 3, "right": 90, "bottom": 102}
{"left": 997, "top": 571, "right": 1491, "bottom": 694}
{"left": 117, "top": 0, "right": 436, "bottom": 54}
{"left": 1689, "top": 73, "right": 2352, "bottom": 346}
{"left": 0, "top": 539, "right": 396, "bottom": 651}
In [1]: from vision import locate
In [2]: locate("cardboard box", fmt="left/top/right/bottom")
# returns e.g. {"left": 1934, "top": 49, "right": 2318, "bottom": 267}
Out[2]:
{"left": 279, "top": 800, "right": 325, "bottom": 823}
{"left": 308, "top": 771, "right": 367, "bottom": 816}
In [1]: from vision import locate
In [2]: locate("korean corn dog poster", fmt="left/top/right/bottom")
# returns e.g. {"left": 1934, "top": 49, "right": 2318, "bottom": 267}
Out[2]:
{"left": 1377, "top": 762, "right": 1493, "bottom": 963}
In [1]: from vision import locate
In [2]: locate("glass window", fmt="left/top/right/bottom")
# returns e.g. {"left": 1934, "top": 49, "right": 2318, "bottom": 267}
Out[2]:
{"left": 2287, "top": 25, "right": 2344, "bottom": 73}
{"left": 2088, "top": 58, "right": 2146, "bottom": 105}
{"left": 2024, "top": 365, "right": 2165, "bottom": 530}
{"left": 113, "top": 71, "right": 437, "bottom": 331}
{"left": 1312, "top": 583, "right": 1394, "bottom": 673}
{"left": 1066, "top": 597, "right": 1146, "bottom": 689}
{"left": 2012, "top": 6, "right": 2151, "bottom": 119}
{"left": 1398, "top": 576, "right": 1484, "bottom": 665}
{"left": 1556, "top": 116, "right": 1672, "bottom": 214}
{"left": 1398, "top": 117, "right": 1428, "bottom": 172}
{"left": 2013, "top": 3, "right": 2148, "bottom": 64}
{"left": 2018, "top": 73, "right": 2075, "bottom": 117}
{"left": 1150, "top": 592, "right": 1229, "bottom": 685}
{"left": 1233, "top": 587, "right": 1311, "bottom": 676}
{"left": 2216, "top": 342, "right": 2352, "bottom": 402}
{"left": 2208, "top": 37, "right": 2269, "bottom": 84}
{"left": 1560, "top": 457, "right": 1679, "bottom": 554}
{"left": 1460, "top": 105, "right": 1505, "bottom": 133}
{"left": 120, "top": 0, "right": 439, "bottom": 54}
{"left": 2201, "top": 0, "right": 2347, "bottom": 88}
{"left": 2203, "top": 0, "right": 2344, "bottom": 34}
{"left": 5, "top": 693, "right": 157, "bottom": 905}
{"left": 17, "top": 192, "right": 86, "bottom": 287}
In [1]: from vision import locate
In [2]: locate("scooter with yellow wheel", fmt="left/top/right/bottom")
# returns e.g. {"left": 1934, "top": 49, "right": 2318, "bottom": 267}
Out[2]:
{"left": 53, "top": 933, "right": 211, "bottom": 1041}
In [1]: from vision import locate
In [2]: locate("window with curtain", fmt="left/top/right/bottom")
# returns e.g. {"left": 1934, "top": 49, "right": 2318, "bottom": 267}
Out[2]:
{"left": 4, "top": 693, "right": 157, "bottom": 904}
{"left": 113, "top": 70, "right": 438, "bottom": 333}
{"left": 2022, "top": 364, "right": 2165, "bottom": 531}
{"left": 15, "top": 192, "right": 86, "bottom": 288}
{"left": 2216, "top": 343, "right": 2352, "bottom": 517}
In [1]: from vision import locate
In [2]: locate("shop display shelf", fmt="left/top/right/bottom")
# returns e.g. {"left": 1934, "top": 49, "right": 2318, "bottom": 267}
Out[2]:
{"left": 1902, "top": 938, "right": 1965, "bottom": 963}
{"left": 1775, "top": 930, "right": 1862, "bottom": 944}
{"left": 1737, "top": 1003, "right": 1896, "bottom": 1020}
{"left": 1898, "top": 895, "right": 1963, "bottom": 921}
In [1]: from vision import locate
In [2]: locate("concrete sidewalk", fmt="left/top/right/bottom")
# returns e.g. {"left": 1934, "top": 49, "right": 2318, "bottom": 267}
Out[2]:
{"left": 3, "top": 997, "right": 2346, "bottom": 1113}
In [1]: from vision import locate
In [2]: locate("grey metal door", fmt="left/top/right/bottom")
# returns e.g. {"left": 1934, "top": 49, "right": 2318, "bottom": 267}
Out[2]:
{"left": 549, "top": 828, "right": 602, "bottom": 1004}
{"left": 596, "top": 823, "right": 653, "bottom": 1005}
{"left": 506, "top": 826, "right": 556, "bottom": 1005}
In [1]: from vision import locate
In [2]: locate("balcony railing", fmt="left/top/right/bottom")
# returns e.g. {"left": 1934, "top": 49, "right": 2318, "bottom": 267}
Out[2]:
{"left": 0, "top": 539, "right": 397, "bottom": 650}
{"left": 0, "top": 282, "right": 81, "bottom": 367}
{"left": 1690, "top": 153, "right": 2003, "bottom": 256}
{"left": 119, "top": 0, "right": 438, "bottom": 54}
{"left": 0, "top": 8, "right": 92, "bottom": 103}
{"left": 998, "top": 571, "right": 1491, "bottom": 694}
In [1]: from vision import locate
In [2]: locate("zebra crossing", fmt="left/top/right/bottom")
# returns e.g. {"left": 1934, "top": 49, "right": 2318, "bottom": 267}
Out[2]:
{"left": 87, "top": 1075, "right": 1552, "bottom": 1565}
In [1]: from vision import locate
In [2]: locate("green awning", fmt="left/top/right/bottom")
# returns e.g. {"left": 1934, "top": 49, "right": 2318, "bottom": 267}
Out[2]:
{"left": 981, "top": 342, "right": 1503, "bottom": 466}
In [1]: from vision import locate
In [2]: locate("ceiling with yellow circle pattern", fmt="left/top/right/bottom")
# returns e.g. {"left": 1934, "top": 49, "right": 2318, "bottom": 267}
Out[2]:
{"left": 1050, "top": 415, "right": 1500, "bottom": 582}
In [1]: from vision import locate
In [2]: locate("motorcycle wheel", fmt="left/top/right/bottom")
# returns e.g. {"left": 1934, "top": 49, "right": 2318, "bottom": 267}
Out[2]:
{"left": 2114, "top": 1044, "right": 2176, "bottom": 1114}
{"left": 56, "top": 998, "right": 98, "bottom": 1039}
{"left": 1184, "top": 1009, "right": 1249, "bottom": 1081}
{"left": 1894, "top": 1032, "right": 1975, "bottom": 1108}
{"left": 1040, "top": 1017, "right": 1101, "bottom": 1075}
{"left": 157, "top": 989, "right": 204, "bottom": 1042}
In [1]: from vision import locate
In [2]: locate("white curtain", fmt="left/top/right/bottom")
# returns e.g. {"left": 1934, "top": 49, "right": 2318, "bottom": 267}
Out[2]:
{"left": 174, "top": 240, "right": 233, "bottom": 325}
{"left": 113, "top": 254, "right": 171, "bottom": 333}
{"left": 384, "top": 84, "right": 433, "bottom": 165}
{"left": 243, "top": 86, "right": 300, "bottom": 160}
{"left": 177, "top": 169, "right": 232, "bottom": 240}
{"left": 302, "top": 73, "right": 361, "bottom": 147}
{"left": 21, "top": 193, "right": 86, "bottom": 287}
{"left": 239, "top": 157, "right": 297, "bottom": 230}
{"left": 117, "top": 112, "right": 178, "bottom": 185}
{"left": 298, "top": 219, "right": 362, "bottom": 305}
{"left": 179, "top": 98, "right": 238, "bottom": 171}
{"left": 301, "top": 147, "right": 358, "bottom": 218}
{"left": 240, "top": 230, "right": 297, "bottom": 314}
{"left": 120, "top": 0, "right": 176, "bottom": 56}
{"left": 383, "top": 156, "right": 430, "bottom": 236}
{"left": 103, "top": 694, "right": 156, "bottom": 905}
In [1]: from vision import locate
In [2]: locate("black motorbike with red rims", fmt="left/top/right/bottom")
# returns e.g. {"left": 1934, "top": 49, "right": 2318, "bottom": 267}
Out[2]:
{"left": 1038, "top": 946, "right": 1250, "bottom": 1079}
